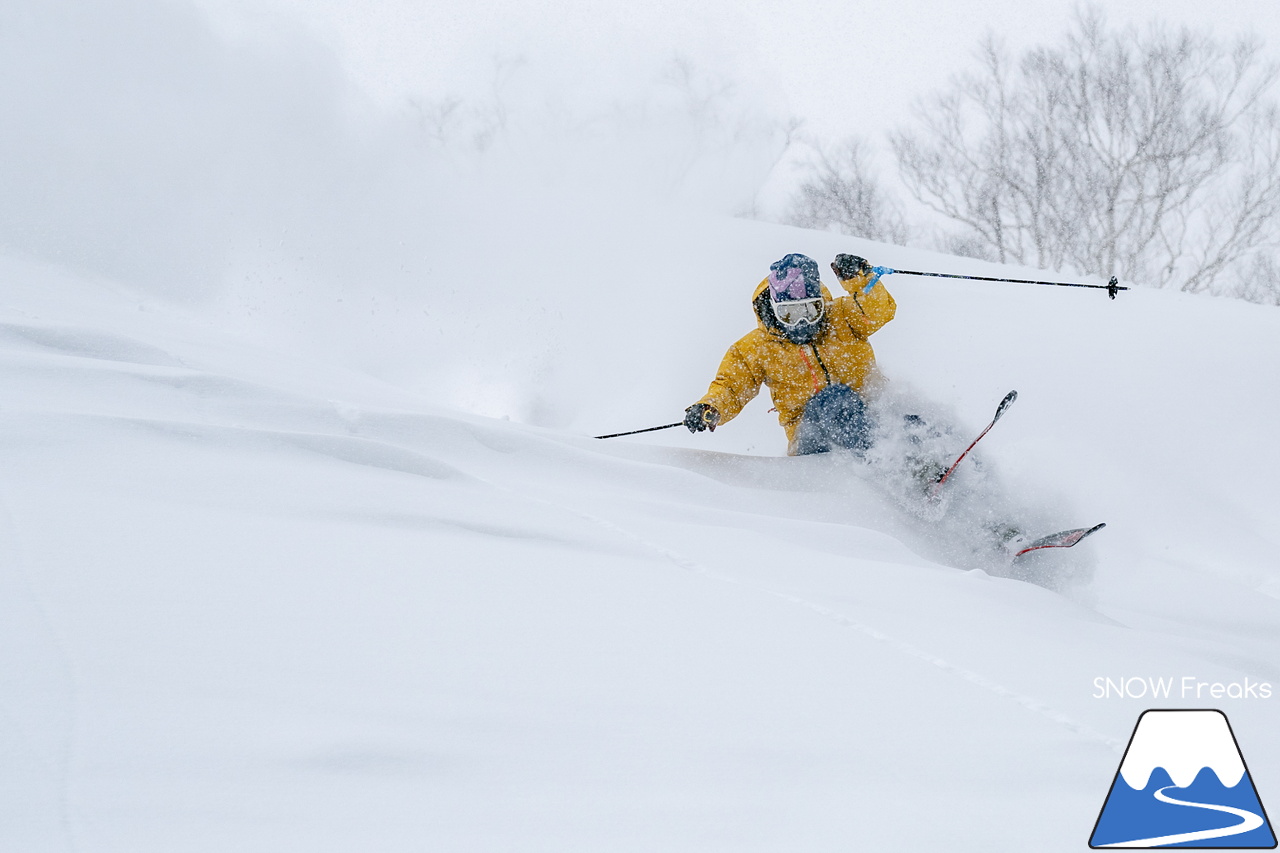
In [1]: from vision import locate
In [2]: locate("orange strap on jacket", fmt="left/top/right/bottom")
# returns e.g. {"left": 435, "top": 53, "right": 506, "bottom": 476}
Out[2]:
{"left": 797, "top": 347, "right": 824, "bottom": 394}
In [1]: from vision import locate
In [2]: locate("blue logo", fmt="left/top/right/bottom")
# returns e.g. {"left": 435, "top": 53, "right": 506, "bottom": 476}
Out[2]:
{"left": 1090, "top": 709, "right": 1276, "bottom": 848}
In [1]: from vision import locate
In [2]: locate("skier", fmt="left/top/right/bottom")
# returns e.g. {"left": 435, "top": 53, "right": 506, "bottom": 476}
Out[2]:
{"left": 679, "top": 252, "right": 1107, "bottom": 563}
{"left": 683, "top": 252, "right": 896, "bottom": 455}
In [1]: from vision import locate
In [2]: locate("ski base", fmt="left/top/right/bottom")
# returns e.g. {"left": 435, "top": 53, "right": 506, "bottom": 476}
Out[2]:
{"left": 1012, "top": 523, "right": 1106, "bottom": 558}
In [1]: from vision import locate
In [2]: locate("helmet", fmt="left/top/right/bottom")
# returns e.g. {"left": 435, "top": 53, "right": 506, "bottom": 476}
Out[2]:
{"left": 767, "top": 254, "right": 826, "bottom": 343}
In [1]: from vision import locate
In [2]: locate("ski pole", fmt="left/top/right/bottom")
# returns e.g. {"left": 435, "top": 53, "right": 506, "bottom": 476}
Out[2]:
{"left": 595, "top": 422, "right": 683, "bottom": 440}
{"left": 866, "top": 266, "right": 1128, "bottom": 299}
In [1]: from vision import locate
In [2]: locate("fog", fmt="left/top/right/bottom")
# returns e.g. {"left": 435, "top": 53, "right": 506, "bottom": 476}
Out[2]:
{"left": 4, "top": 0, "right": 1277, "bottom": 418}
{"left": 9, "top": 0, "right": 1276, "bottom": 290}
{"left": 1, "top": 1, "right": 793, "bottom": 289}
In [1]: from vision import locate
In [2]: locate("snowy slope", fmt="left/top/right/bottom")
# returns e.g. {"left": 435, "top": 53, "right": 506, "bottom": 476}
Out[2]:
{"left": 2, "top": 214, "right": 1280, "bottom": 853}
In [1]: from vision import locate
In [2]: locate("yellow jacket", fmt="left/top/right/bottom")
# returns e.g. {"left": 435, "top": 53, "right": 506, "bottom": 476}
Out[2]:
{"left": 697, "top": 271, "right": 896, "bottom": 453}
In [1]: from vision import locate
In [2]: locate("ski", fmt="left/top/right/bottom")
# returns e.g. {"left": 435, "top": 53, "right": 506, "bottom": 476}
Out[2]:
{"left": 928, "top": 390, "right": 1018, "bottom": 498}
{"left": 1012, "top": 522, "right": 1106, "bottom": 558}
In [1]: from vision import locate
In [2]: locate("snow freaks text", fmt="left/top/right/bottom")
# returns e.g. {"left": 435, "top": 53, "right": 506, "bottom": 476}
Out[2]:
{"left": 1093, "top": 677, "right": 1274, "bottom": 701}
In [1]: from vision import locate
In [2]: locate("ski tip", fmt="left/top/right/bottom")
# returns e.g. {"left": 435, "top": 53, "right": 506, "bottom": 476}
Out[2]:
{"left": 994, "top": 390, "right": 1018, "bottom": 419}
{"left": 1013, "top": 522, "right": 1107, "bottom": 558}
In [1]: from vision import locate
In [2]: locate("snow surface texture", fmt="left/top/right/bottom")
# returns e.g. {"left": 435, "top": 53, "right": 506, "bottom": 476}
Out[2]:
{"left": 3, "top": 211, "right": 1279, "bottom": 853}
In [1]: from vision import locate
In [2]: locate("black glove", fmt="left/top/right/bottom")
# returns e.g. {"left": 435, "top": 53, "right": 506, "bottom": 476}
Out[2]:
{"left": 831, "top": 253, "right": 872, "bottom": 281}
{"left": 684, "top": 403, "right": 720, "bottom": 433}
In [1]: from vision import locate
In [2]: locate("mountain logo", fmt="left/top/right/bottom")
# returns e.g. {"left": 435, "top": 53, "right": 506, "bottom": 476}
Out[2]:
{"left": 1090, "top": 709, "right": 1276, "bottom": 848}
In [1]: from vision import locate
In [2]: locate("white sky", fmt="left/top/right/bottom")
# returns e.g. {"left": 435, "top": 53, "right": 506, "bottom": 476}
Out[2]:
{"left": 195, "top": 0, "right": 1280, "bottom": 138}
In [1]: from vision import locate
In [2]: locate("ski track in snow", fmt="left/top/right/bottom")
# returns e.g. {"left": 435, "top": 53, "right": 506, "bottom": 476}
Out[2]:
{"left": 0, "top": 490, "right": 83, "bottom": 853}
{"left": 493, "top": 478, "right": 1126, "bottom": 756}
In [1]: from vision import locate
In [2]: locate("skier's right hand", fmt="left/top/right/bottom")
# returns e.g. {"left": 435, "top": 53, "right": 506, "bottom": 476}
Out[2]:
{"left": 684, "top": 403, "right": 720, "bottom": 433}
{"left": 831, "top": 253, "right": 872, "bottom": 281}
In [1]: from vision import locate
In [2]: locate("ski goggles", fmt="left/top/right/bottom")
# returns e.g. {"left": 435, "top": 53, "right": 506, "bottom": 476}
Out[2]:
{"left": 772, "top": 296, "right": 824, "bottom": 327}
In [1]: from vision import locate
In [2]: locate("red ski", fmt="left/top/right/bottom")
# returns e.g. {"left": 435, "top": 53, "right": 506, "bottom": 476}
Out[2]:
{"left": 928, "top": 390, "right": 1018, "bottom": 498}
{"left": 1012, "top": 523, "right": 1107, "bottom": 558}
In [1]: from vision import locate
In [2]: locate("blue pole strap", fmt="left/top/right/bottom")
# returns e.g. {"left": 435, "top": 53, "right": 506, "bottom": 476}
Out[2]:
{"left": 862, "top": 266, "right": 896, "bottom": 293}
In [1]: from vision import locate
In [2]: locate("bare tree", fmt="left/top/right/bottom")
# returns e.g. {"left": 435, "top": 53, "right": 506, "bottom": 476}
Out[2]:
{"left": 891, "top": 7, "right": 1280, "bottom": 299}
{"left": 658, "top": 56, "right": 804, "bottom": 216}
{"left": 408, "top": 56, "right": 528, "bottom": 153}
{"left": 408, "top": 96, "right": 463, "bottom": 149}
{"left": 787, "top": 137, "right": 909, "bottom": 244}
{"left": 1238, "top": 252, "right": 1280, "bottom": 305}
